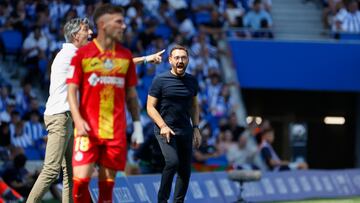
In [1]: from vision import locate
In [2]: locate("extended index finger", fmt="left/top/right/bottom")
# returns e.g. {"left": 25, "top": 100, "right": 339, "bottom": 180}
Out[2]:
{"left": 156, "top": 49, "right": 165, "bottom": 56}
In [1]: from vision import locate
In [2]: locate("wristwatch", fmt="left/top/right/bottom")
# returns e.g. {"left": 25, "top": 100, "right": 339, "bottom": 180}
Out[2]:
{"left": 193, "top": 125, "right": 199, "bottom": 129}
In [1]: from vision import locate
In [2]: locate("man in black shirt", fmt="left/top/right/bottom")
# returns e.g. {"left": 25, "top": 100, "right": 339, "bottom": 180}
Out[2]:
{"left": 147, "top": 45, "right": 201, "bottom": 203}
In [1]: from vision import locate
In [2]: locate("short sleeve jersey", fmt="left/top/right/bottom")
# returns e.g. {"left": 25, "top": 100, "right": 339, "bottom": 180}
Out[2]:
{"left": 149, "top": 71, "right": 198, "bottom": 134}
{"left": 66, "top": 40, "right": 137, "bottom": 145}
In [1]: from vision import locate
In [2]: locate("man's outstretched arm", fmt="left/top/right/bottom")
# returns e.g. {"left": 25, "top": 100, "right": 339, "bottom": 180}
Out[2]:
{"left": 133, "top": 49, "right": 165, "bottom": 64}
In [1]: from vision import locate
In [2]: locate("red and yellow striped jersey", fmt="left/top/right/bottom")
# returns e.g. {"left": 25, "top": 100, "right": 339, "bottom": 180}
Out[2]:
{"left": 66, "top": 39, "right": 137, "bottom": 147}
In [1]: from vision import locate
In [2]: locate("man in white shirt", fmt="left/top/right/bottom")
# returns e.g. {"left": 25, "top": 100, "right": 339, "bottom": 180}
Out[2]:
{"left": 27, "top": 17, "right": 165, "bottom": 203}
{"left": 27, "top": 17, "right": 92, "bottom": 203}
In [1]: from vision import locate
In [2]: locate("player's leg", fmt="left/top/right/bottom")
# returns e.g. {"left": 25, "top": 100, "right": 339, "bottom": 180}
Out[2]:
{"left": 98, "top": 166, "right": 116, "bottom": 203}
{"left": 155, "top": 134, "right": 179, "bottom": 203}
{"left": 72, "top": 135, "right": 98, "bottom": 203}
{"left": 27, "top": 113, "right": 71, "bottom": 203}
{"left": 173, "top": 131, "right": 193, "bottom": 202}
{"left": 97, "top": 143, "right": 127, "bottom": 203}
{"left": 73, "top": 164, "right": 95, "bottom": 203}
{"left": 62, "top": 117, "right": 74, "bottom": 203}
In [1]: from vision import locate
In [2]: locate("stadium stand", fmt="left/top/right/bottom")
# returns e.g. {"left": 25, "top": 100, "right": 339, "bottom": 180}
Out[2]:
{"left": 3, "top": 0, "right": 359, "bottom": 202}
{"left": 0, "top": 0, "right": 259, "bottom": 200}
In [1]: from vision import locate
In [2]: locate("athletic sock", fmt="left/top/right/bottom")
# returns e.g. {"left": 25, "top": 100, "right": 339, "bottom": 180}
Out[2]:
{"left": 73, "top": 177, "right": 91, "bottom": 203}
{"left": 98, "top": 179, "right": 114, "bottom": 203}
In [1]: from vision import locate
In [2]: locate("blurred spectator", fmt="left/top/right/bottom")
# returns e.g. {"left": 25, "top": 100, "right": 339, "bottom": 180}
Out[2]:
{"left": 252, "top": 18, "right": 274, "bottom": 38}
{"left": 193, "top": 124, "right": 231, "bottom": 171}
{"left": 10, "top": 121, "right": 33, "bottom": 149}
{"left": 24, "top": 0, "right": 37, "bottom": 22}
{"left": 248, "top": 0, "right": 272, "bottom": 12}
{"left": 191, "top": 32, "right": 217, "bottom": 58}
{"left": 227, "top": 133, "right": 258, "bottom": 170}
{"left": 259, "top": 119, "right": 272, "bottom": 131}
{"left": 215, "top": 84, "right": 236, "bottom": 118}
{"left": 8, "top": 110, "right": 21, "bottom": 137}
{"left": 125, "top": 1, "right": 145, "bottom": 32}
{"left": 0, "top": 2, "right": 9, "bottom": 28}
{"left": 228, "top": 112, "right": 245, "bottom": 141}
{"left": 0, "top": 122, "right": 11, "bottom": 147}
{"left": 110, "top": 0, "right": 131, "bottom": 6}
{"left": 136, "top": 21, "right": 158, "bottom": 53}
{"left": 0, "top": 99, "right": 15, "bottom": 123}
{"left": 195, "top": 47, "right": 220, "bottom": 77}
{"left": 144, "top": 36, "right": 168, "bottom": 74}
{"left": 1, "top": 153, "right": 37, "bottom": 198}
{"left": 176, "top": 9, "right": 196, "bottom": 41}
{"left": 153, "top": 1, "right": 177, "bottom": 30}
{"left": 15, "top": 82, "right": 35, "bottom": 116}
{"left": 63, "top": 8, "right": 78, "bottom": 27}
{"left": 48, "top": 0, "right": 71, "bottom": 32}
{"left": 34, "top": 3, "right": 51, "bottom": 36}
{"left": 224, "top": 0, "right": 245, "bottom": 27}
{"left": 168, "top": 34, "right": 186, "bottom": 50}
{"left": 22, "top": 26, "right": 49, "bottom": 83}
{"left": 322, "top": 0, "right": 344, "bottom": 29}
{"left": 199, "top": 9, "right": 225, "bottom": 44}
{"left": 140, "top": 0, "right": 160, "bottom": 17}
{"left": 7, "top": 0, "right": 27, "bottom": 37}
{"left": 243, "top": 0, "right": 272, "bottom": 30}
{"left": 206, "top": 72, "right": 223, "bottom": 117}
{"left": 192, "top": 0, "right": 215, "bottom": 12}
{"left": 0, "top": 85, "right": 11, "bottom": 112}
{"left": 24, "top": 110, "right": 46, "bottom": 150}
{"left": 167, "top": 0, "right": 188, "bottom": 10}
{"left": 216, "top": 129, "right": 233, "bottom": 155}
{"left": 193, "top": 124, "right": 218, "bottom": 164}
{"left": 256, "top": 128, "right": 308, "bottom": 171}
{"left": 70, "top": 0, "right": 86, "bottom": 18}
{"left": 333, "top": 0, "right": 360, "bottom": 33}
{"left": 123, "top": 19, "right": 139, "bottom": 49}
{"left": 23, "top": 97, "right": 44, "bottom": 121}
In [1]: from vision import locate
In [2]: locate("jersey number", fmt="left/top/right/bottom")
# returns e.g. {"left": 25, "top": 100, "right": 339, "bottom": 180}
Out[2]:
{"left": 74, "top": 136, "right": 90, "bottom": 152}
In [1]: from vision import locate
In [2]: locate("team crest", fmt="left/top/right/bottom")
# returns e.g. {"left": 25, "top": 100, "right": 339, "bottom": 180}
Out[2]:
{"left": 104, "top": 58, "right": 114, "bottom": 69}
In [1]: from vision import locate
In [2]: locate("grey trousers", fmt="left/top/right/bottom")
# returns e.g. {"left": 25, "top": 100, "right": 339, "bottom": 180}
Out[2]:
{"left": 27, "top": 112, "right": 74, "bottom": 203}
{"left": 156, "top": 131, "right": 193, "bottom": 203}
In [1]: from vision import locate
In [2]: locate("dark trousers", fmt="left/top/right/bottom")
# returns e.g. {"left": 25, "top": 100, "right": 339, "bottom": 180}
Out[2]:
{"left": 155, "top": 131, "right": 193, "bottom": 203}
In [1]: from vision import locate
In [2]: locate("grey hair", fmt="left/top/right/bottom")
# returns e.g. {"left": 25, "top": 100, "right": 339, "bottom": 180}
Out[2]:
{"left": 64, "top": 17, "right": 90, "bottom": 43}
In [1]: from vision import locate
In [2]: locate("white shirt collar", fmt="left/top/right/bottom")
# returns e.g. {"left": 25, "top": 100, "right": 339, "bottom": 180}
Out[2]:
{"left": 62, "top": 43, "right": 78, "bottom": 51}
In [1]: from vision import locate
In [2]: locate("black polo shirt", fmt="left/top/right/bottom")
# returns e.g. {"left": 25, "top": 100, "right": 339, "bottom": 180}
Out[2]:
{"left": 149, "top": 71, "right": 199, "bottom": 135}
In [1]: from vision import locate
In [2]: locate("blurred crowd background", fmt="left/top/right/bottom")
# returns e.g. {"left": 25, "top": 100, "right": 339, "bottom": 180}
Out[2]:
{"left": 0, "top": 0, "right": 359, "bottom": 201}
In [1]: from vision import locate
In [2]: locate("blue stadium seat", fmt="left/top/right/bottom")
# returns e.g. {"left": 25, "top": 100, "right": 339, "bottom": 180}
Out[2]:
{"left": 155, "top": 24, "right": 172, "bottom": 40}
{"left": 194, "top": 12, "right": 211, "bottom": 25}
{"left": 0, "top": 30, "right": 23, "bottom": 58}
{"left": 24, "top": 147, "right": 42, "bottom": 160}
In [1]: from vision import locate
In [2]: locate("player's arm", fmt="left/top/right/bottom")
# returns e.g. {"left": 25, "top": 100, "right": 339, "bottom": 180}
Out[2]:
{"left": 147, "top": 95, "right": 175, "bottom": 143}
{"left": 190, "top": 95, "right": 201, "bottom": 148}
{"left": 146, "top": 95, "right": 165, "bottom": 128}
{"left": 67, "top": 83, "right": 89, "bottom": 136}
{"left": 126, "top": 86, "right": 143, "bottom": 147}
{"left": 126, "top": 86, "right": 141, "bottom": 121}
{"left": 132, "top": 49, "right": 165, "bottom": 64}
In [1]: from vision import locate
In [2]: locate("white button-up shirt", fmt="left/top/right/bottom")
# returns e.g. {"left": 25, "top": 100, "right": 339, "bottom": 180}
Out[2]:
{"left": 44, "top": 43, "right": 77, "bottom": 115}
